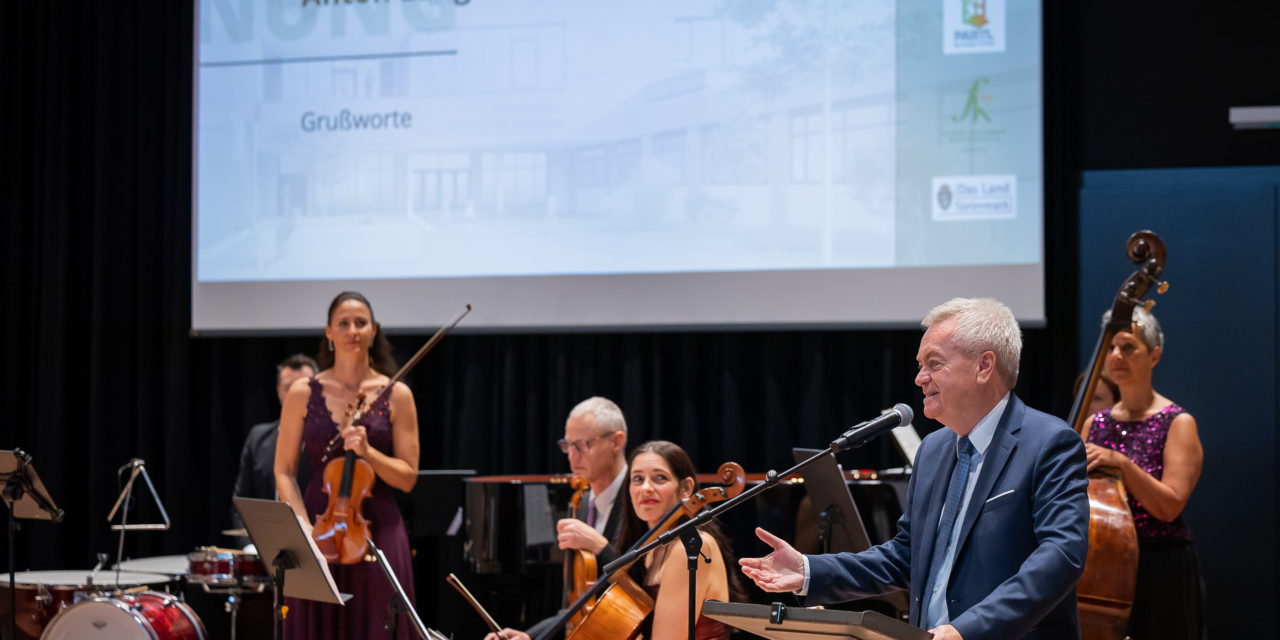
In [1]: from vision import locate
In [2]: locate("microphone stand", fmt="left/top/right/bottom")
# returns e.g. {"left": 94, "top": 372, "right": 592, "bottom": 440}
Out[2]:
{"left": 602, "top": 413, "right": 904, "bottom": 637}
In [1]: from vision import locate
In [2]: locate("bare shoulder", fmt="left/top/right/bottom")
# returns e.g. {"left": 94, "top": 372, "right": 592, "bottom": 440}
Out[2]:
{"left": 1169, "top": 410, "right": 1198, "bottom": 435}
{"left": 390, "top": 380, "right": 415, "bottom": 401}
{"left": 286, "top": 376, "right": 314, "bottom": 399}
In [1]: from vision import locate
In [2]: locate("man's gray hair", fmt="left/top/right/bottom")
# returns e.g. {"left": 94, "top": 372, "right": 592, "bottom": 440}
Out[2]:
{"left": 922, "top": 298, "right": 1022, "bottom": 388}
{"left": 568, "top": 396, "right": 628, "bottom": 435}
{"left": 1101, "top": 307, "right": 1164, "bottom": 350}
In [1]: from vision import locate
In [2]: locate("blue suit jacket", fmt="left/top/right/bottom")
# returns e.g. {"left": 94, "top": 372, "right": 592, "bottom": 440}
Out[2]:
{"left": 807, "top": 395, "right": 1090, "bottom": 640}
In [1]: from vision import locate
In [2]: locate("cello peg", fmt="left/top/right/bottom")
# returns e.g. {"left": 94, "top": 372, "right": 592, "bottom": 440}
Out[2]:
{"left": 1157, "top": 281, "right": 1170, "bottom": 294}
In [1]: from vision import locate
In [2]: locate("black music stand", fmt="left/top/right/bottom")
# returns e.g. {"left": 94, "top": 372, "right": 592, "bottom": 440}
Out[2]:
{"left": 0, "top": 449, "right": 63, "bottom": 640}
{"left": 233, "top": 498, "right": 350, "bottom": 640}
{"left": 366, "top": 535, "right": 437, "bottom": 640}
{"left": 791, "top": 448, "right": 871, "bottom": 554}
{"left": 792, "top": 448, "right": 910, "bottom": 618}
{"left": 702, "top": 601, "right": 930, "bottom": 640}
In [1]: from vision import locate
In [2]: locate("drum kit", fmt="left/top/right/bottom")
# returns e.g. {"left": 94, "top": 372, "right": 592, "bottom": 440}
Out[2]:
{"left": 1, "top": 531, "right": 272, "bottom": 640}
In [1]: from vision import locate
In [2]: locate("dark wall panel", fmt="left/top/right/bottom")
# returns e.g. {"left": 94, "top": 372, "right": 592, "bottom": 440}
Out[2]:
{"left": 1079, "top": 166, "right": 1280, "bottom": 638}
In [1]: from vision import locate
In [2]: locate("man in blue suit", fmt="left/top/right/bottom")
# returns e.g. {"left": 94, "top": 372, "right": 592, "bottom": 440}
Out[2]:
{"left": 741, "top": 298, "right": 1090, "bottom": 640}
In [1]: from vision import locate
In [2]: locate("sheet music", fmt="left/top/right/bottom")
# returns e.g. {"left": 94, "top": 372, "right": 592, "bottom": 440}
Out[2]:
{"left": 298, "top": 514, "right": 343, "bottom": 604}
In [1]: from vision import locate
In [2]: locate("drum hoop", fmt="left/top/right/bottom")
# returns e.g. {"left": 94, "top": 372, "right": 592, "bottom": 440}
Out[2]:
{"left": 42, "top": 591, "right": 163, "bottom": 639}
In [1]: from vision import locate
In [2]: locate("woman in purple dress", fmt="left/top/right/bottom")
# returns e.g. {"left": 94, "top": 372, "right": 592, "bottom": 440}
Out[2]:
{"left": 1081, "top": 307, "right": 1205, "bottom": 639}
{"left": 275, "top": 291, "right": 419, "bottom": 639}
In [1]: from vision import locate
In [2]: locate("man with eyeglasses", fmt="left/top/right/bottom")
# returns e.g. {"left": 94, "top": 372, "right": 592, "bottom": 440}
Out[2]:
{"left": 554, "top": 396, "right": 629, "bottom": 569}
{"left": 485, "top": 396, "right": 629, "bottom": 640}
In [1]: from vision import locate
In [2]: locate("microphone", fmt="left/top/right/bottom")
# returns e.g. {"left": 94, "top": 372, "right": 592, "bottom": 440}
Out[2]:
{"left": 831, "top": 403, "right": 913, "bottom": 451}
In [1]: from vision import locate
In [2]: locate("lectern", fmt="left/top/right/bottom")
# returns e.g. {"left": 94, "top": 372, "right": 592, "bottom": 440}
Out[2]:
{"left": 702, "top": 601, "right": 931, "bottom": 640}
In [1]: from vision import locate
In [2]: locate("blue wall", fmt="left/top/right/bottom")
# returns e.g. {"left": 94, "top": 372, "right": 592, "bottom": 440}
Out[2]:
{"left": 1079, "top": 166, "right": 1279, "bottom": 638}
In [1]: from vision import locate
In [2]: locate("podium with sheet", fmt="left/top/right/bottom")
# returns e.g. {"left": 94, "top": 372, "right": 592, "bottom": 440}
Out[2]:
{"left": 702, "top": 601, "right": 930, "bottom": 640}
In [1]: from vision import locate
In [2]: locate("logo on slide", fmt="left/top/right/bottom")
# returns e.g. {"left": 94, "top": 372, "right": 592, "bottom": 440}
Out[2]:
{"left": 931, "top": 175, "right": 1016, "bottom": 221}
{"left": 963, "top": 0, "right": 989, "bottom": 27}
{"left": 944, "top": 0, "right": 1005, "bottom": 54}
{"left": 952, "top": 77, "right": 991, "bottom": 124}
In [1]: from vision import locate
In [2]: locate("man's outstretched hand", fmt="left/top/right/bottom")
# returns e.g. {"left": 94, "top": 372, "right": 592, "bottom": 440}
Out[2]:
{"left": 738, "top": 527, "right": 806, "bottom": 593}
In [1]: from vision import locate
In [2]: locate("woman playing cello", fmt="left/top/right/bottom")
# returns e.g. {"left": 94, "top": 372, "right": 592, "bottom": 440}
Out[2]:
{"left": 1080, "top": 307, "right": 1204, "bottom": 639}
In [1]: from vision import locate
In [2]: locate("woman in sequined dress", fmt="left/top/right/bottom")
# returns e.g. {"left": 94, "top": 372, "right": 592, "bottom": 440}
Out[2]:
{"left": 1080, "top": 308, "right": 1204, "bottom": 639}
{"left": 274, "top": 291, "right": 420, "bottom": 639}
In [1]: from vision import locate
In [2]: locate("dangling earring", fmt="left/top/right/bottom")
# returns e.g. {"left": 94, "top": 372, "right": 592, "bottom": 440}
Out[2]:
{"left": 328, "top": 339, "right": 334, "bottom": 352}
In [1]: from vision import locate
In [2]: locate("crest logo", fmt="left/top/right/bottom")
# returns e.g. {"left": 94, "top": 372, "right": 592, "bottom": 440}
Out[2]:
{"left": 937, "top": 184, "right": 953, "bottom": 210}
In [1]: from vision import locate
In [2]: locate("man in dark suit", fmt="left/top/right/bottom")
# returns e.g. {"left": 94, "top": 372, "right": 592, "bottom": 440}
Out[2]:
{"left": 229, "top": 353, "right": 318, "bottom": 545}
{"left": 742, "top": 298, "right": 1090, "bottom": 640}
{"left": 486, "top": 396, "right": 630, "bottom": 640}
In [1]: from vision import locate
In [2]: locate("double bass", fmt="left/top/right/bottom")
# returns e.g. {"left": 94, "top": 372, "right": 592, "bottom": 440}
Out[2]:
{"left": 1068, "top": 231, "right": 1168, "bottom": 640}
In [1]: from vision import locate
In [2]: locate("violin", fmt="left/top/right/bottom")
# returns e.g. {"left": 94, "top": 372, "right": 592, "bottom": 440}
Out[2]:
{"left": 563, "top": 477, "right": 597, "bottom": 634}
{"left": 312, "top": 393, "right": 378, "bottom": 564}
{"left": 563, "top": 462, "right": 746, "bottom": 640}
{"left": 310, "top": 304, "right": 471, "bottom": 564}
{"left": 1068, "top": 231, "right": 1168, "bottom": 640}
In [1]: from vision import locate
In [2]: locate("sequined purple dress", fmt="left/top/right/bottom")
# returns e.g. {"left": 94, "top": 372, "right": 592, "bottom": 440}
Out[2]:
{"left": 1087, "top": 405, "right": 1192, "bottom": 541}
{"left": 285, "top": 378, "right": 416, "bottom": 640}
{"left": 1088, "top": 405, "right": 1204, "bottom": 639}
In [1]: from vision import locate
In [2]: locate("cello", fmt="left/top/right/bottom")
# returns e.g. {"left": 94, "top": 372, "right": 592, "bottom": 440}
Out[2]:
{"left": 311, "top": 304, "right": 471, "bottom": 564}
{"left": 540, "top": 462, "right": 746, "bottom": 640}
{"left": 1067, "top": 231, "right": 1169, "bottom": 640}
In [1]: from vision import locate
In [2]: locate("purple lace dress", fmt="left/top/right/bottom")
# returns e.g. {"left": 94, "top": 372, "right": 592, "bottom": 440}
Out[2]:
{"left": 1088, "top": 405, "right": 1204, "bottom": 639}
{"left": 284, "top": 378, "right": 416, "bottom": 640}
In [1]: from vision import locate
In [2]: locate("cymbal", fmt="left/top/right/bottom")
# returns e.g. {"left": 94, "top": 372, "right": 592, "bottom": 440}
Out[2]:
{"left": 222, "top": 528, "right": 248, "bottom": 537}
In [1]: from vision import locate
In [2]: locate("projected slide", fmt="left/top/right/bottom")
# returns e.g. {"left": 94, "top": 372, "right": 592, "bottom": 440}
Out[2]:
{"left": 194, "top": 0, "right": 1042, "bottom": 330}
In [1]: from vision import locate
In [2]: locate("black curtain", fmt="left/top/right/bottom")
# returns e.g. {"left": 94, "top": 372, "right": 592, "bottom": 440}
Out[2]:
{"left": 2, "top": 0, "right": 1077, "bottom": 601}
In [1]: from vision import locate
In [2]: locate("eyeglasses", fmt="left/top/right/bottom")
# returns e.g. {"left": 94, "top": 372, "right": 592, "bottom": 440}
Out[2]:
{"left": 558, "top": 434, "right": 610, "bottom": 455}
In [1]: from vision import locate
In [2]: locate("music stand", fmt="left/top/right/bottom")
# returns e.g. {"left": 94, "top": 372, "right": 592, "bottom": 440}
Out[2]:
{"left": 791, "top": 448, "right": 910, "bottom": 618}
{"left": 0, "top": 449, "right": 63, "bottom": 640}
{"left": 791, "top": 448, "right": 871, "bottom": 554}
{"left": 889, "top": 422, "right": 923, "bottom": 469}
{"left": 702, "top": 601, "right": 930, "bottom": 640}
{"left": 233, "top": 498, "right": 350, "bottom": 640}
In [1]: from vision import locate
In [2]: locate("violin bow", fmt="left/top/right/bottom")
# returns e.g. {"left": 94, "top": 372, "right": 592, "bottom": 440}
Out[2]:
{"left": 446, "top": 573, "right": 502, "bottom": 634}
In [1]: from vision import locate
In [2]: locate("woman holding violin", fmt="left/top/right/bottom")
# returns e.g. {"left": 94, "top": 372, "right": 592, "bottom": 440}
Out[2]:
{"left": 1080, "top": 307, "right": 1204, "bottom": 639}
{"left": 275, "top": 291, "right": 420, "bottom": 639}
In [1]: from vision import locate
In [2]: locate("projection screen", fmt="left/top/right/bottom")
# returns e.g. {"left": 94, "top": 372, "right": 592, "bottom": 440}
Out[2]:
{"left": 193, "top": 0, "right": 1043, "bottom": 333}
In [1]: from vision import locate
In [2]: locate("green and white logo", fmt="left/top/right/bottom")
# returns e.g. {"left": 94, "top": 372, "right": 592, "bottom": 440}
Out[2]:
{"left": 943, "top": 0, "right": 1005, "bottom": 55}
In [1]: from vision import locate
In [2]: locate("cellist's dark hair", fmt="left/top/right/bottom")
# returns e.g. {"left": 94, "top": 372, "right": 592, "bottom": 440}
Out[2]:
{"left": 315, "top": 291, "right": 397, "bottom": 376}
{"left": 614, "top": 440, "right": 747, "bottom": 605}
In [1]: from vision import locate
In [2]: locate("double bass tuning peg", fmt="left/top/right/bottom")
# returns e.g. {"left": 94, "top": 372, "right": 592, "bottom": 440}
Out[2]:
{"left": 1142, "top": 300, "right": 1156, "bottom": 313}
{"left": 1157, "top": 281, "right": 1170, "bottom": 294}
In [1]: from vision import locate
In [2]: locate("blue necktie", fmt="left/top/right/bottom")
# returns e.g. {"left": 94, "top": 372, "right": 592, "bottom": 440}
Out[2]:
{"left": 925, "top": 436, "right": 974, "bottom": 611}
{"left": 585, "top": 501, "right": 598, "bottom": 528}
